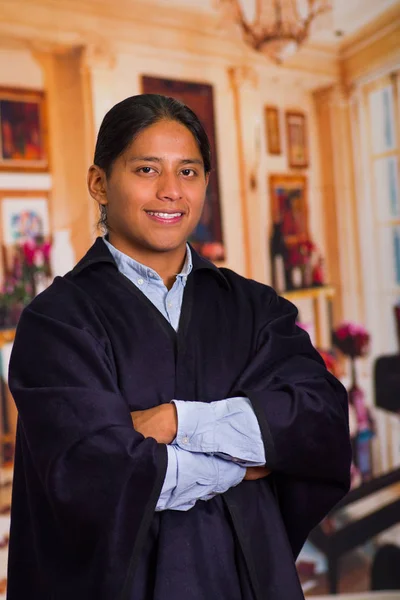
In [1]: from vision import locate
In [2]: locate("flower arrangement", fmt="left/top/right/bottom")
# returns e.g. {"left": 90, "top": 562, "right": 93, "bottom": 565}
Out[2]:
{"left": 298, "top": 239, "right": 315, "bottom": 266}
{"left": 332, "top": 322, "right": 370, "bottom": 359}
{"left": 287, "top": 239, "right": 315, "bottom": 269}
{"left": 285, "top": 239, "right": 326, "bottom": 289}
{"left": 0, "top": 236, "right": 52, "bottom": 329}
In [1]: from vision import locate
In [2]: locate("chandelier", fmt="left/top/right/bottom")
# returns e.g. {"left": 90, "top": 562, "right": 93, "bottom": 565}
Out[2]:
{"left": 218, "top": 0, "right": 331, "bottom": 63}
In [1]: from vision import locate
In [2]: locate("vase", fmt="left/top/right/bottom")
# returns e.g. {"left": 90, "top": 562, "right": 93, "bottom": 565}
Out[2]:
{"left": 50, "top": 229, "right": 75, "bottom": 278}
{"left": 291, "top": 266, "right": 302, "bottom": 289}
{"left": 270, "top": 222, "right": 287, "bottom": 293}
{"left": 302, "top": 263, "right": 312, "bottom": 289}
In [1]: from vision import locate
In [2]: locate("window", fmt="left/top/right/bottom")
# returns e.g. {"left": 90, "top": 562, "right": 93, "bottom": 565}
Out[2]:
{"left": 352, "top": 71, "right": 400, "bottom": 472}
{"left": 368, "top": 81, "right": 400, "bottom": 293}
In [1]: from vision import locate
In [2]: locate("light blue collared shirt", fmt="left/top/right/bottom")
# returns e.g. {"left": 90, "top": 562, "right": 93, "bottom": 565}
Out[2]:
{"left": 103, "top": 237, "right": 265, "bottom": 511}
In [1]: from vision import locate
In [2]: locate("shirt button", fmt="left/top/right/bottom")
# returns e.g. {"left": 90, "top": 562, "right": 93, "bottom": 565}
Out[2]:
{"left": 137, "top": 278, "right": 144, "bottom": 285}
{"left": 167, "top": 302, "right": 173, "bottom": 308}
{"left": 182, "top": 436, "right": 189, "bottom": 444}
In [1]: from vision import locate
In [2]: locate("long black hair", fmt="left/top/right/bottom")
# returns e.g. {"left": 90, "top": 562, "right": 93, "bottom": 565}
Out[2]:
{"left": 93, "top": 94, "right": 211, "bottom": 232}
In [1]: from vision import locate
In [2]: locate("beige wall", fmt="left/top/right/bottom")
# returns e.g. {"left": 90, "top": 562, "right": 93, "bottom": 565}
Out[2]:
{"left": 0, "top": 48, "right": 43, "bottom": 89}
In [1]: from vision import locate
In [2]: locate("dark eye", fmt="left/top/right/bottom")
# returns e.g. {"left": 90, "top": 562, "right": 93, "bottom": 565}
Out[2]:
{"left": 181, "top": 168, "right": 195, "bottom": 177}
{"left": 138, "top": 166, "right": 155, "bottom": 174}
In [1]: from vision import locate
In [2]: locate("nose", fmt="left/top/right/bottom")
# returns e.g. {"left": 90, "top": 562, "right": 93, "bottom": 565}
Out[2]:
{"left": 156, "top": 171, "right": 183, "bottom": 202}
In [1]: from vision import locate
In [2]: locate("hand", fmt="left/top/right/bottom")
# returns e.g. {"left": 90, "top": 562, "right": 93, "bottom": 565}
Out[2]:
{"left": 244, "top": 466, "right": 271, "bottom": 481}
{"left": 131, "top": 404, "right": 178, "bottom": 445}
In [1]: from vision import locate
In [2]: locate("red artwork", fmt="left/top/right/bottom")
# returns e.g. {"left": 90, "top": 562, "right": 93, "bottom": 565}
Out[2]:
{"left": 269, "top": 174, "right": 309, "bottom": 269}
{"left": 0, "top": 87, "right": 48, "bottom": 171}
{"left": 1, "top": 101, "right": 42, "bottom": 161}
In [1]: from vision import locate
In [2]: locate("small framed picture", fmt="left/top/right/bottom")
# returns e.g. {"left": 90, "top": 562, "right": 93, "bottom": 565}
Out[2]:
{"left": 285, "top": 111, "right": 309, "bottom": 169}
{"left": 0, "top": 87, "right": 48, "bottom": 172}
{"left": 0, "top": 191, "right": 51, "bottom": 275}
{"left": 269, "top": 174, "right": 309, "bottom": 246}
{"left": 264, "top": 106, "right": 281, "bottom": 155}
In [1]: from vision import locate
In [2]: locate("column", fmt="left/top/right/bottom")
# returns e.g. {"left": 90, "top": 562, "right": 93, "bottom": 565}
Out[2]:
{"left": 32, "top": 44, "right": 98, "bottom": 262}
{"left": 228, "top": 65, "right": 267, "bottom": 282}
{"left": 313, "top": 84, "right": 365, "bottom": 326}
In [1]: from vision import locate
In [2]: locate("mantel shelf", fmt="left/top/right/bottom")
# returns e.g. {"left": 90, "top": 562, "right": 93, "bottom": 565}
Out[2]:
{"left": 282, "top": 285, "right": 335, "bottom": 302}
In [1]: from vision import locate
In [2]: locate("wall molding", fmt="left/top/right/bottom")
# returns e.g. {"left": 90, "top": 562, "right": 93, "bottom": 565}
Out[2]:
{"left": 0, "top": 173, "right": 52, "bottom": 190}
{"left": 339, "top": 4, "right": 400, "bottom": 85}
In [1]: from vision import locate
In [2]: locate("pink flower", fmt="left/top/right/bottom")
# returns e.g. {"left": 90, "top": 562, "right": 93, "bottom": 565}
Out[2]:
{"left": 42, "top": 241, "right": 51, "bottom": 262}
{"left": 332, "top": 321, "right": 371, "bottom": 358}
{"left": 22, "top": 240, "right": 36, "bottom": 266}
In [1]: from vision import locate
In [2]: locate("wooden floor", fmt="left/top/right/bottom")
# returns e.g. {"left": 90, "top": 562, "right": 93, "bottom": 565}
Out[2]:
{"left": 302, "top": 551, "right": 371, "bottom": 596}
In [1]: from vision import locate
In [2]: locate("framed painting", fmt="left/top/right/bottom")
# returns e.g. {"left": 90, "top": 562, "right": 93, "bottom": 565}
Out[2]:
{"left": 269, "top": 174, "right": 308, "bottom": 247}
{"left": 285, "top": 111, "right": 308, "bottom": 169}
{"left": 0, "top": 87, "right": 48, "bottom": 172}
{"left": 0, "top": 191, "right": 51, "bottom": 275}
{"left": 141, "top": 75, "right": 225, "bottom": 261}
{"left": 264, "top": 106, "right": 281, "bottom": 155}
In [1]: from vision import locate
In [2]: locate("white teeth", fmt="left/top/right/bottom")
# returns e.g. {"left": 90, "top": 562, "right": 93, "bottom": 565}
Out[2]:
{"left": 147, "top": 212, "right": 182, "bottom": 219}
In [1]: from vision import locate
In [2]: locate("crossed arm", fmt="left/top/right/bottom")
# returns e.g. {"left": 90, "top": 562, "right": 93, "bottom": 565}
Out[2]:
{"left": 131, "top": 401, "right": 271, "bottom": 511}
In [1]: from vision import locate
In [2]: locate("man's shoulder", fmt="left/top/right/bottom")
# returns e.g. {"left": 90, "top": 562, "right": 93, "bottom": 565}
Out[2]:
{"left": 219, "top": 267, "right": 277, "bottom": 300}
{"left": 23, "top": 274, "right": 98, "bottom": 324}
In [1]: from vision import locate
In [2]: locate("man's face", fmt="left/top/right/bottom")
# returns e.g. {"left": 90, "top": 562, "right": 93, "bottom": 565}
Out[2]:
{"left": 94, "top": 119, "right": 208, "bottom": 259}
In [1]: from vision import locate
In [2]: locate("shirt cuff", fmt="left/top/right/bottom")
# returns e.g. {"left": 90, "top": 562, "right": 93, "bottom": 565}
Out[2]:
{"left": 156, "top": 445, "right": 245, "bottom": 512}
{"left": 156, "top": 445, "right": 178, "bottom": 511}
{"left": 172, "top": 396, "right": 266, "bottom": 466}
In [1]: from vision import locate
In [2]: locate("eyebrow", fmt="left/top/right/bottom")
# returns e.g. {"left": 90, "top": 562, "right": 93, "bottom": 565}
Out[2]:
{"left": 128, "top": 156, "right": 204, "bottom": 166}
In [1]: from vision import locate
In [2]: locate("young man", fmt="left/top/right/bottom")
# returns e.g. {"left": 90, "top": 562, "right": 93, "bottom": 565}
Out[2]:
{"left": 8, "top": 94, "right": 351, "bottom": 600}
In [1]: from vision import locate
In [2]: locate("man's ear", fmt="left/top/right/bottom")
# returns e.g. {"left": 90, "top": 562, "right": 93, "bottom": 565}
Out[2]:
{"left": 87, "top": 164, "right": 108, "bottom": 207}
{"left": 205, "top": 172, "right": 210, "bottom": 187}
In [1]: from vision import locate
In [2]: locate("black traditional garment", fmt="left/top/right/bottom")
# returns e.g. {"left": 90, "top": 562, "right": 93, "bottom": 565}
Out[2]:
{"left": 7, "top": 238, "right": 351, "bottom": 600}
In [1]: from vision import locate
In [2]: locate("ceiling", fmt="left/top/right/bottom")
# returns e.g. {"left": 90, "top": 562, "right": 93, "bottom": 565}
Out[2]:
{"left": 147, "top": 0, "right": 400, "bottom": 45}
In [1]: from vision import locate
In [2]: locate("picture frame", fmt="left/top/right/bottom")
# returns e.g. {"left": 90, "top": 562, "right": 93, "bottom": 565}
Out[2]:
{"left": 269, "top": 174, "right": 308, "bottom": 247}
{"left": 0, "top": 87, "right": 48, "bottom": 172}
{"left": 141, "top": 75, "right": 225, "bottom": 262}
{"left": 264, "top": 106, "right": 281, "bottom": 155}
{"left": 285, "top": 111, "right": 309, "bottom": 169}
{"left": 0, "top": 190, "right": 51, "bottom": 276}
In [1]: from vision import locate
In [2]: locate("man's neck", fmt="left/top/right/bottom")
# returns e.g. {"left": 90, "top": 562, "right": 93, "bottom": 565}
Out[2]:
{"left": 107, "top": 234, "right": 187, "bottom": 290}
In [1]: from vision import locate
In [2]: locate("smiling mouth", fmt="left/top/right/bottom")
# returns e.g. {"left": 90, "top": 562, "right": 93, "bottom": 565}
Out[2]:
{"left": 145, "top": 211, "right": 184, "bottom": 223}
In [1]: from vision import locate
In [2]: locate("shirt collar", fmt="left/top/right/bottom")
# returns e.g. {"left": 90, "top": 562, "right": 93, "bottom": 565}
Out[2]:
{"left": 102, "top": 236, "right": 193, "bottom": 284}
{"left": 70, "top": 236, "right": 230, "bottom": 290}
